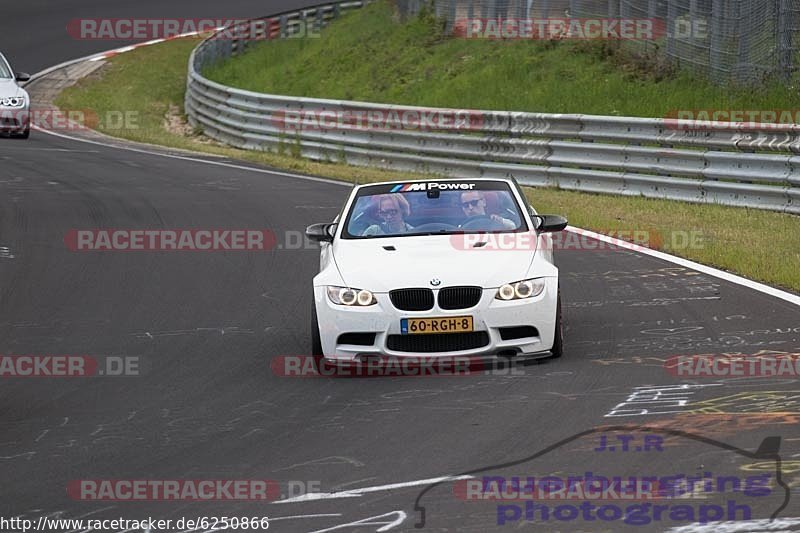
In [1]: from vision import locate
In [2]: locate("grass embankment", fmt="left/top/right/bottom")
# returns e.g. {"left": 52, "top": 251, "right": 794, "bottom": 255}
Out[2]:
{"left": 203, "top": 1, "right": 798, "bottom": 115}
{"left": 56, "top": 3, "right": 800, "bottom": 292}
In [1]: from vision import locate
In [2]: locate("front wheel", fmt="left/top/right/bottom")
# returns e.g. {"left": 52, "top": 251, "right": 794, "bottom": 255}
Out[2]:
{"left": 311, "top": 299, "right": 323, "bottom": 357}
{"left": 12, "top": 125, "right": 30, "bottom": 139}
{"left": 550, "top": 289, "right": 563, "bottom": 358}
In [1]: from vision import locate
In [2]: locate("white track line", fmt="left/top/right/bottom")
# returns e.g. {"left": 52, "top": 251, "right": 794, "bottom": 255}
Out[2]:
{"left": 34, "top": 126, "right": 349, "bottom": 188}
{"left": 568, "top": 226, "right": 800, "bottom": 306}
{"left": 273, "top": 475, "right": 474, "bottom": 503}
{"left": 269, "top": 514, "right": 342, "bottom": 521}
{"left": 25, "top": 31, "right": 210, "bottom": 80}
{"left": 665, "top": 517, "right": 800, "bottom": 532}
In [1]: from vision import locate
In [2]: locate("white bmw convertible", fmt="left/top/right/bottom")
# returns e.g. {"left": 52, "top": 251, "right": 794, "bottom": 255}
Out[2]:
{"left": 306, "top": 177, "right": 567, "bottom": 364}
{"left": 0, "top": 52, "right": 30, "bottom": 139}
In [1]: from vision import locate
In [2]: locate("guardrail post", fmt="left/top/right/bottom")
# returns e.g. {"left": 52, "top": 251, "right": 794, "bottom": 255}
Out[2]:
{"left": 254, "top": 19, "right": 267, "bottom": 41}
{"left": 315, "top": 8, "right": 323, "bottom": 33}
{"left": 280, "top": 14, "right": 288, "bottom": 38}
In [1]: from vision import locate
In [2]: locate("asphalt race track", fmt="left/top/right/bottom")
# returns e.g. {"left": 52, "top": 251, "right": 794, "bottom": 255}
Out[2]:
{"left": 1, "top": 2, "right": 799, "bottom": 532}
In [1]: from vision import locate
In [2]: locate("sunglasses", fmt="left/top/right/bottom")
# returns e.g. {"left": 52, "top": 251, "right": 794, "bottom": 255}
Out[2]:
{"left": 379, "top": 209, "right": 399, "bottom": 217}
{"left": 461, "top": 199, "right": 482, "bottom": 209}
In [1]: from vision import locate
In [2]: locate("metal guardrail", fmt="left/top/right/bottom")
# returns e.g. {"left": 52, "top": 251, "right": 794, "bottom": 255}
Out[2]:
{"left": 185, "top": 1, "right": 800, "bottom": 214}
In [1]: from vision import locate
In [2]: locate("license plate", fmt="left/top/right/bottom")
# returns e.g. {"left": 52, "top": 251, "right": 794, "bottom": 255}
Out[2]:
{"left": 400, "top": 316, "right": 473, "bottom": 335}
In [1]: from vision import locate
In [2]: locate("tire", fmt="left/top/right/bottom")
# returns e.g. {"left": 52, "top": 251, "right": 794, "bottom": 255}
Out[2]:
{"left": 550, "top": 288, "right": 563, "bottom": 359}
{"left": 12, "top": 126, "right": 29, "bottom": 139}
{"left": 311, "top": 299, "right": 323, "bottom": 357}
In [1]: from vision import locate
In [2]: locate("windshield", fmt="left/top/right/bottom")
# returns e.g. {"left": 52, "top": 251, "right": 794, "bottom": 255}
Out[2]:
{"left": 0, "top": 56, "right": 10, "bottom": 78}
{"left": 342, "top": 181, "right": 527, "bottom": 238}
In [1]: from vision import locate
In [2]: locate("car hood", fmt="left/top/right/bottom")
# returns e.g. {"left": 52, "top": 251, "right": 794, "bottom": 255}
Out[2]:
{"left": 0, "top": 78, "right": 25, "bottom": 98}
{"left": 332, "top": 234, "right": 536, "bottom": 292}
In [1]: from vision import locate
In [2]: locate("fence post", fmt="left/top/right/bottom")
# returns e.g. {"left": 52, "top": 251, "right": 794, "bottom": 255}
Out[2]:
{"left": 666, "top": 0, "right": 676, "bottom": 57}
{"left": 778, "top": 0, "right": 793, "bottom": 79}
{"left": 709, "top": 0, "right": 723, "bottom": 82}
{"left": 499, "top": 0, "right": 509, "bottom": 18}
{"left": 735, "top": 0, "right": 750, "bottom": 82}
{"left": 446, "top": 0, "right": 457, "bottom": 33}
{"left": 608, "top": 0, "right": 618, "bottom": 18}
{"left": 535, "top": 0, "right": 543, "bottom": 18}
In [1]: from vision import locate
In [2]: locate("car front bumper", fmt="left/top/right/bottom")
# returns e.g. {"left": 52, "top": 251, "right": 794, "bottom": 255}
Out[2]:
{"left": 0, "top": 107, "right": 29, "bottom": 131}
{"left": 314, "top": 277, "right": 559, "bottom": 362}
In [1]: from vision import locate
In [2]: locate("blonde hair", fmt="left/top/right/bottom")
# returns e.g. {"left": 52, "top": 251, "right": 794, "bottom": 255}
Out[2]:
{"left": 373, "top": 193, "right": 410, "bottom": 217}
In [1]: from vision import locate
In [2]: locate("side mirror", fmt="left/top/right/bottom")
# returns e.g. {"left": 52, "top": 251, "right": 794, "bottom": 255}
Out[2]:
{"left": 535, "top": 215, "right": 568, "bottom": 233}
{"left": 15, "top": 72, "right": 31, "bottom": 82}
{"left": 305, "top": 222, "right": 336, "bottom": 243}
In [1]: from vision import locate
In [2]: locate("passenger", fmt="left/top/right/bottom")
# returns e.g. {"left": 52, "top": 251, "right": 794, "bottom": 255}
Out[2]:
{"left": 362, "top": 194, "right": 415, "bottom": 236}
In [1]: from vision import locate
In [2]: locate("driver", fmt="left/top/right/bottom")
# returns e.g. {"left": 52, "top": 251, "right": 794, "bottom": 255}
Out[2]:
{"left": 459, "top": 191, "right": 516, "bottom": 229}
{"left": 362, "top": 194, "right": 415, "bottom": 236}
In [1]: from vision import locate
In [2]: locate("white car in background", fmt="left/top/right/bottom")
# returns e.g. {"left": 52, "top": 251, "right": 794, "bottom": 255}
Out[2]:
{"left": 0, "top": 52, "right": 31, "bottom": 139}
{"left": 305, "top": 177, "right": 568, "bottom": 364}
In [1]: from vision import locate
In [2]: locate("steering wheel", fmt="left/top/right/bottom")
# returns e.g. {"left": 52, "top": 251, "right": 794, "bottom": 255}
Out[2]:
{"left": 459, "top": 215, "right": 504, "bottom": 231}
{"left": 411, "top": 222, "right": 458, "bottom": 232}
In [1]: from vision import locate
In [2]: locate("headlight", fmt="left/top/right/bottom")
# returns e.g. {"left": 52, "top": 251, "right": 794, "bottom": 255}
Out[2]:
{"left": 0, "top": 97, "right": 26, "bottom": 107}
{"left": 495, "top": 278, "right": 546, "bottom": 301}
{"left": 326, "top": 286, "right": 377, "bottom": 306}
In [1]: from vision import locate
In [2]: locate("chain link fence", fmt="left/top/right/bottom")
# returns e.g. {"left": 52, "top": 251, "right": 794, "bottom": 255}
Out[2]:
{"left": 395, "top": 0, "right": 800, "bottom": 84}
